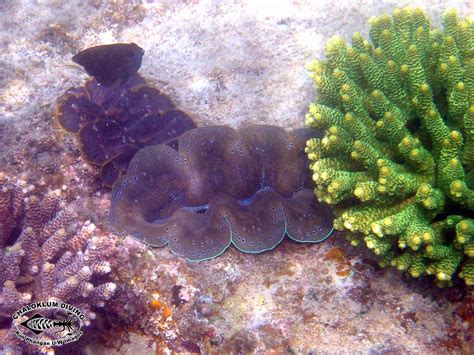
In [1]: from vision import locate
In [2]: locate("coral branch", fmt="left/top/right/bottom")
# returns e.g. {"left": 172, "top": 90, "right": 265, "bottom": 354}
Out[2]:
{"left": 305, "top": 8, "right": 474, "bottom": 286}
{"left": 0, "top": 173, "right": 118, "bottom": 352}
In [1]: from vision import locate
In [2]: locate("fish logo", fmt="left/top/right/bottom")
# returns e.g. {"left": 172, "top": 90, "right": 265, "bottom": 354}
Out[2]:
{"left": 12, "top": 301, "right": 84, "bottom": 347}
{"left": 20, "top": 312, "right": 81, "bottom": 336}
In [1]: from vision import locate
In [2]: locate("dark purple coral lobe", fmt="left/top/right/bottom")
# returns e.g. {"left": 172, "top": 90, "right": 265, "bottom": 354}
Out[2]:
{"left": 72, "top": 43, "right": 144, "bottom": 86}
{"left": 110, "top": 125, "right": 334, "bottom": 261}
{"left": 56, "top": 74, "right": 196, "bottom": 186}
{"left": 56, "top": 43, "right": 196, "bottom": 186}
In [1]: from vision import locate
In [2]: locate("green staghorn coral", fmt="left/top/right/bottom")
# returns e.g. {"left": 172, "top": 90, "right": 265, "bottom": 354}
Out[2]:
{"left": 305, "top": 7, "right": 474, "bottom": 286}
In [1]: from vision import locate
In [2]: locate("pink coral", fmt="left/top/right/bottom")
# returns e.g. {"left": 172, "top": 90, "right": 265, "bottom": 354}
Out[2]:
{"left": 0, "top": 173, "right": 118, "bottom": 352}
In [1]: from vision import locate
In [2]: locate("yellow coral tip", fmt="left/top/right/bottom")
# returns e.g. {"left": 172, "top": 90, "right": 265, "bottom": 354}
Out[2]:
{"left": 455, "top": 82, "right": 465, "bottom": 91}
{"left": 341, "top": 83, "right": 350, "bottom": 91}
{"left": 422, "top": 232, "right": 432, "bottom": 242}
{"left": 451, "top": 180, "right": 463, "bottom": 190}
{"left": 329, "top": 126, "right": 338, "bottom": 134}
{"left": 408, "top": 45, "right": 417, "bottom": 54}
{"left": 419, "top": 184, "right": 431, "bottom": 194}
{"left": 419, "top": 83, "right": 429, "bottom": 93}
{"left": 384, "top": 112, "right": 393, "bottom": 120}
{"left": 459, "top": 221, "right": 469, "bottom": 231}
{"left": 332, "top": 69, "right": 343, "bottom": 78}
{"left": 372, "top": 90, "right": 381, "bottom": 98}
{"left": 381, "top": 29, "right": 390, "bottom": 39}
{"left": 450, "top": 130, "right": 461, "bottom": 140}
{"left": 436, "top": 272, "right": 450, "bottom": 281}
{"left": 444, "top": 9, "right": 457, "bottom": 17}
{"left": 449, "top": 158, "right": 459, "bottom": 167}
{"left": 380, "top": 166, "right": 390, "bottom": 175}
{"left": 410, "top": 149, "right": 419, "bottom": 158}
{"left": 353, "top": 140, "right": 362, "bottom": 148}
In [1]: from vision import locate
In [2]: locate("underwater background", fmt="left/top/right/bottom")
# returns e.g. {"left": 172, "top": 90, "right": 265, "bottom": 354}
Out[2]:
{"left": 1, "top": 0, "right": 473, "bottom": 353}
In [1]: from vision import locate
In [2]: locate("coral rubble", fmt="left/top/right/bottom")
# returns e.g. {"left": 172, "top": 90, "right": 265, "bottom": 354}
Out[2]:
{"left": 0, "top": 173, "right": 117, "bottom": 352}
{"left": 110, "top": 125, "right": 333, "bottom": 261}
{"left": 305, "top": 8, "right": 474, "bottom": 286}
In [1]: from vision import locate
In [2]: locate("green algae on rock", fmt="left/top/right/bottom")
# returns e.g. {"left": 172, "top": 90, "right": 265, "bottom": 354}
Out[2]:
{"left": 304, "top": 8, "right": 474, "bottom": 286}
